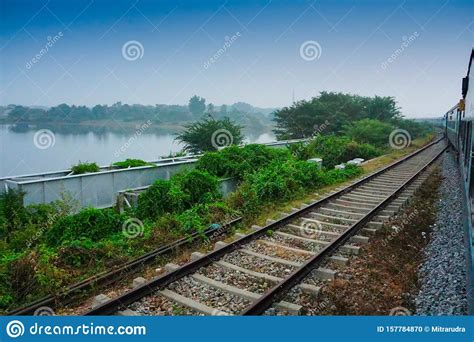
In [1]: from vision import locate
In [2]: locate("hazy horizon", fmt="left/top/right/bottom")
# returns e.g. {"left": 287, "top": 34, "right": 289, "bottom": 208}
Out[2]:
{"left": 1, "top": 0, "right": 473, "bottom": 118}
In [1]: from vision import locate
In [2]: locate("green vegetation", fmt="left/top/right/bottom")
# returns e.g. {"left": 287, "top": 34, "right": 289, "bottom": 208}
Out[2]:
{"left": 135, "top": 170, "right": 222, "bottom": 221}
{"left": 0, "top": 92, "right": 433, "bottom": 311}
{"left": 70, "top": 161, "right": 100, "bottom": 175}
{"left": 343, "top": 119, "right": 395, "bottom": 147}
{"left": 195, "top": 144, "right": 290, "bottom": 179}
{"left": 163, "top": 151, "right": 187, "bottom": 159}
{"left": 112, "top": 159, "right": 152, "bottom": 169}
{"left": 0, "top": 142, "right": 366, "bottom": 312}
{"left": 3, "top": 98, "right": 275, "bottom": 132}
{"left": 289, "top": 135, "right": 381, "bottom": 169}
{"left": 45, "top": 208, "right": 127, "bottom": 246}
{"left": 228, "top": 161, "right": 362, "bottom": 217}
{"left": 175, "top": 117, "right": 244, "bottom": 154}
{"left": 272, "top": 91, "right": 432, "bottom": 141}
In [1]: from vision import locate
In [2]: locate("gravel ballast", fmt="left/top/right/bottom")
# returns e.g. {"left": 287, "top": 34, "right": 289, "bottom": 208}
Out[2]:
{"left": 415, "top": 150, "right": 468, "bottom": 315}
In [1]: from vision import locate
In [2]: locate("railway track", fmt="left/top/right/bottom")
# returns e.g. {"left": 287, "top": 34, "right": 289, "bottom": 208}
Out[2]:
{"left": 8, "top": 218, "right": 242, "bottom": 316}
{"left": 85, "top": 137, "right": 447, "bottom": 316}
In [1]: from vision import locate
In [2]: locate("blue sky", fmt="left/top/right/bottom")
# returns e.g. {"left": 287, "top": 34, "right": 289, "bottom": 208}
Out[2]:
{"left": 0, "top": 0, "right": 473, "bottom": 117}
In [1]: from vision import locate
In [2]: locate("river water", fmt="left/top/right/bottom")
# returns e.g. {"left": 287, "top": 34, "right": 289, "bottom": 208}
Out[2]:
{"left": 0, "top": 124, "right": 275, "bottom": 177}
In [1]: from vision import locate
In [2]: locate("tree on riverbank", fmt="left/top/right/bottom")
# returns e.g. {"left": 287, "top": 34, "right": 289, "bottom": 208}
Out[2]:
{"left": 175, "top": 117, "right": 244, "bottom": 154}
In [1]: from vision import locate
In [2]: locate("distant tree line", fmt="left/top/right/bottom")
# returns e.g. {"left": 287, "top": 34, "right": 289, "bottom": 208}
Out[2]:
{"left": 2, "top": 96, "right": 276, "bottom": 126}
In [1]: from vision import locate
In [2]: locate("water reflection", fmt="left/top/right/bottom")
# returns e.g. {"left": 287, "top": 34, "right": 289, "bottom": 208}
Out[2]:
{"left": 0, "top": 124, "right": 275, "bottom": 177}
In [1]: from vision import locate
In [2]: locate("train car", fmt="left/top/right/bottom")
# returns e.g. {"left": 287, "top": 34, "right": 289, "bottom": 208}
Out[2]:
{"left": 446, "top": 103, "right": 460, "bottom": 150}
{"left": 446, "top": 48, "right": 474, "bottom": 315}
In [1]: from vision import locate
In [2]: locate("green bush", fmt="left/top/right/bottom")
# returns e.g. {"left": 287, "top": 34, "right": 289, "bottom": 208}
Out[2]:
{"left": 196, "top": 144, "right": 291, "bottom": 179}
{"left": 245, "top": 160, "right": 323, "bottom": 203}
{"left": 171, "top": 169, "right": 221, "bottom": 207}
{"left": 0, "top": 193, "right": 67, "bottom": 250}
{"left": 341, "top": 141, "right": 380, "bottom": 162}
{"left": 229, "top": 160, "right": 362, "bottom": 218}
{"left": 0, "top": 189, "right": 26, "bottom": 241}
{"left": 57, "top": 239, "right": 109, "bottom": 268}
{"left": 343, "top": 119, "right": 394, "bottom": 147}
{"left": 323, "top": 164, "right": 363, "bottom": 184}
{"left": 45, "top": 208, "right": 126, "bottom": 246}
{"left": 135, "top": 170, "right": 221, "bottom": 221}
{"left": 135, "top": 180, "right": 185, "bottom": 220}
{"left": 304, "top": 135, "right": 381, "bottom": 169}
{"left": 195, "top": 150, "right": 235, "bottom": 178}
{"left": 392, "top": 119, "right": 434, "bottom": 139}
{"left": 71, "top": 162, "right": 100, "bottom": 175}
{"left": 175, "top": 202, "right": 237, "bottom": 235}
{"left": 113, "top": 159, "right": 152, "bottom": 169}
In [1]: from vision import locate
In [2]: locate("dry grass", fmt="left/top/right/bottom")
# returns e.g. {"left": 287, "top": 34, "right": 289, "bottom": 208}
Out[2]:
{"left": 316, "top": 164, "right": 442, "bottom": 315}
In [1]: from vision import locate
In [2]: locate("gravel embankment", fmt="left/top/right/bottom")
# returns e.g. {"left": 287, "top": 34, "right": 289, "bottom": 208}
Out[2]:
{"left": 415, "top": 150, "right": 468, "bottom": 315}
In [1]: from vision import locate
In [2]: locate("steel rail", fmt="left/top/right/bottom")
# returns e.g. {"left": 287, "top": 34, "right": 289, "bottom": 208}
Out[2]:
{"left": 85, "top": 137, "right": 444, "bottom": 315}
{"left": 242, "top": 143, "right": 447, "bottom": 315}
{"left": 8, "top": 217, "right": 242, "bottom": 316}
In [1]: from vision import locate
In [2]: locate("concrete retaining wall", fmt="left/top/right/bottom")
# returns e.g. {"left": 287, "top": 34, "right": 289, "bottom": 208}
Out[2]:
{"left": 2, "top": 139, "right": 307, "bottom": 209}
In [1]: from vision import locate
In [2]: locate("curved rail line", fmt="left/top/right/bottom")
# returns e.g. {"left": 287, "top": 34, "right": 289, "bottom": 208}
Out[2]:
{"left": 84, "top": 137, "right": 446, "bottom": 316}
